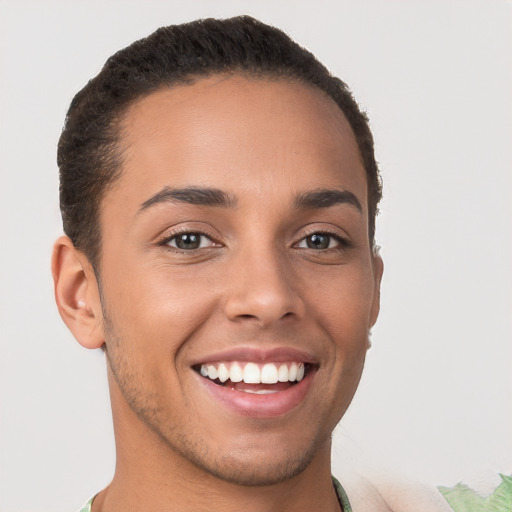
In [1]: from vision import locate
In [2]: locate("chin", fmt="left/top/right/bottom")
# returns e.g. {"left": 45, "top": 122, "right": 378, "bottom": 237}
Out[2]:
{"left": 152, "top": 417, "right": 332, "bottom": 487}
{"left": 174, "top": 441, "right": 322, "bottom": 487}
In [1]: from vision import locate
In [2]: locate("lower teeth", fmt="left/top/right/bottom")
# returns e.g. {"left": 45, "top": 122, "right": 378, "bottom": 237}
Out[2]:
{"left": 240, "top": 389, "right": 280, "bottom": 395}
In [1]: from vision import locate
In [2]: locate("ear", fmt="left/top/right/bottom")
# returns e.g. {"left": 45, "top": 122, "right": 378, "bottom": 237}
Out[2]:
{"left": 51, "top": 236, "right": 105, "bottom": 349}
{"left": 369, "top": 251, "right": 384, "bottom": 328}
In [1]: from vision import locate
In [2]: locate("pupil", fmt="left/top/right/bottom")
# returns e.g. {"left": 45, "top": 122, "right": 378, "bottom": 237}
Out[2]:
{"left": 177, "top": 234, "right": 200, "bottom": 249}
{"left": 307, "top": 234, "right": 329, "bottom": 249}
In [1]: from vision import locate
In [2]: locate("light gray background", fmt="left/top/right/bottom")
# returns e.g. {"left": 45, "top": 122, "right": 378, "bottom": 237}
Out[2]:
{"left": 0, "top": 1, "right": 511, "bottom": 511}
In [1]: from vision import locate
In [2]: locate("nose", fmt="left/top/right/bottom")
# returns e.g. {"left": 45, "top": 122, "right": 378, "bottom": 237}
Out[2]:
{"left": 223, "top": 246, "right": 305, "bottom": 327}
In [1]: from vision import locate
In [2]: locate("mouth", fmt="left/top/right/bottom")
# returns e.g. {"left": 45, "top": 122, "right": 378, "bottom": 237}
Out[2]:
{"left": 194, "top": 361, "right": 314, "bottom": 394}
{"left": 192, "top": 355, "right": 318, "bottom": 417}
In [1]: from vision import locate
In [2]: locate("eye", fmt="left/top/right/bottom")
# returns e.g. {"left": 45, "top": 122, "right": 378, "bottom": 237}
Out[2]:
{"left": 165, "top": 232, "right": 217, "bottom": 250}
{"left": 297, "top": 233, "right": 343, "bottom": 250}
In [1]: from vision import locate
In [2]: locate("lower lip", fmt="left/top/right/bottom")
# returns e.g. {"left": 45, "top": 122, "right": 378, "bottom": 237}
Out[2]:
{"left": 196, "top": 371, "right": 315, "bottom": 418}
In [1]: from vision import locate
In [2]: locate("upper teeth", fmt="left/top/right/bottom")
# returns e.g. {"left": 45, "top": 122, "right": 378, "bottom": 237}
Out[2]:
{"left": 199, "top": 362, "right": 305, "bottom": 384}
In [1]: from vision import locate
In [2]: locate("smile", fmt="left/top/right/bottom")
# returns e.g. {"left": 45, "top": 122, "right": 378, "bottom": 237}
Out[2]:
{"left": 194, "top": 359, "right": 317, "bottom": 416}
{"left": 191, "top": 348, "right": 318, "bottom": 417}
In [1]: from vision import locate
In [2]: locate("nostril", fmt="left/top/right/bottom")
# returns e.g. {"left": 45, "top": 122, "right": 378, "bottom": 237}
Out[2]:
{"left": 232, "top": 311, "right": 295, "bottom": 323}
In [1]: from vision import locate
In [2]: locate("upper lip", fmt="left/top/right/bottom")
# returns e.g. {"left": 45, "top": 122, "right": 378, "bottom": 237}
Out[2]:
{"left": 190, "top": 346, "right": 319, "bottom": 366}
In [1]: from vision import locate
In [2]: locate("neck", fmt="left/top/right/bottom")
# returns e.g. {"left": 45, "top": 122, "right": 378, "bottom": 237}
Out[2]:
{"left": 95, "top": 460, "right": 341, "bottom": 512}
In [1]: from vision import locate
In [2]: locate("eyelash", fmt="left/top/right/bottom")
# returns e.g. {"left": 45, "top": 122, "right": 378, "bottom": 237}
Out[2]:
{"left": 157, "top": 229, "right": 220, "bottom": 252}
{"left": 295, "top": 230, "right": 350, "bottom": 251}
{"left": 157, "top": 228, "right": 350, "bottom": 253}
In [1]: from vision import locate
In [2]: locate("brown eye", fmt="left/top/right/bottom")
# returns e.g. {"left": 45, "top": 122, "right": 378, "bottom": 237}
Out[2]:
{"left": 167, "top": 233, "right": 212, "bottom": 250}
{"left": 297, "top": 233, "right": 341, "bottom": 250}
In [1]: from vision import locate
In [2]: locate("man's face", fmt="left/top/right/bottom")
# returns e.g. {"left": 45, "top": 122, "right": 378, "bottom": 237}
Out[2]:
{"left": 97, "top": 75, "right": 381, "bottom": 485}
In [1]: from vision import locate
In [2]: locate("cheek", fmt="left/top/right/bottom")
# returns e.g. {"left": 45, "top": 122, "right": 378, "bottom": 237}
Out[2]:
{"left": 305, "top": 264, "right": 376, "bottom": 333}
{"left": 103, "top": 268, "right": 219, "bottom": 359}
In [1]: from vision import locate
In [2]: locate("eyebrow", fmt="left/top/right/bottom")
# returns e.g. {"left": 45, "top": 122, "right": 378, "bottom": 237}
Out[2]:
{"left": 293, "top": 189, "right": 362, "bottom": 212}
{"left": 138, "top": 186, "right": 237, "bottom": 213}
{"left": 138, "top": 186, "right": 361, "bottom": 215}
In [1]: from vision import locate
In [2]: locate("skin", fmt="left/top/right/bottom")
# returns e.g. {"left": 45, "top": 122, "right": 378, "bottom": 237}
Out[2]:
{"left": 53, "top": 75, "right": 383, "bottom": 512}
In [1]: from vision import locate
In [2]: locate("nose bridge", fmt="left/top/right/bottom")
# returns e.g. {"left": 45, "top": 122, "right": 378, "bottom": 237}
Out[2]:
{"left": 223, "top": 238, "right": 304, "bottom": 325}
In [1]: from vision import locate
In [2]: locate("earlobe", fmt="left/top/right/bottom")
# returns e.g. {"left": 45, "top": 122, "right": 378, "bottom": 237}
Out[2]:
{"left": 369, "top": 253, "right": 384, "bottom": 328}
{"left": 51, "top": 236, "right": 105, "bottom": 349}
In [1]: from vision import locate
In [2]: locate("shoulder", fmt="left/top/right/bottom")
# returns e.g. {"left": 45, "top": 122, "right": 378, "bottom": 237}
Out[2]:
{"left": 77, "top": 495, "right": 96, "bottom": 512}
{"left": 340, "top": 474, "right": 453, "bottom": 512}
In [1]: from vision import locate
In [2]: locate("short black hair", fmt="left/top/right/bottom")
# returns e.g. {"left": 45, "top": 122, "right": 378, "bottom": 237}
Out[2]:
{"left": 58, "top": 15, "right": 382, "bottom": 269}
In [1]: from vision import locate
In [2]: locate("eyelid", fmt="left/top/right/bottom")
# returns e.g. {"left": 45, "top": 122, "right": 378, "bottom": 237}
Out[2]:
{"left": 298, "top": 234, "right": 336, "bottom": 248}
{"left": 294, "top": 225, "right": 351, "bottom": 246}
{"left": 295, "top": 234, "right": 348, "bottom": 251}
{"left": 156, "top": 225, "right": 222, "bottom": 249}
{"left": 167, "top": 233, "right": 216, "bottom": 249}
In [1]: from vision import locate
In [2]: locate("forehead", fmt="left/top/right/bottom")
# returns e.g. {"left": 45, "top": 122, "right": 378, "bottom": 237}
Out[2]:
{"left": 112, "top": 75, "right": 367, "bottom": 212}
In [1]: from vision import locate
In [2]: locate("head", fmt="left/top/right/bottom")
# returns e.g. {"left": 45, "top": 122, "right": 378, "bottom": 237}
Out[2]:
{"left": 57, "top": 15, "right": 381, "bottom": 272}
{"left": 53, "top": 16, "right": 383, "bottom": 489}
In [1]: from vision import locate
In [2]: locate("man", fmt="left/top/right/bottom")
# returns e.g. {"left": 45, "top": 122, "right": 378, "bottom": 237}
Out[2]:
{"left": 51, "top": 16, "right": 451, "bottom": 512}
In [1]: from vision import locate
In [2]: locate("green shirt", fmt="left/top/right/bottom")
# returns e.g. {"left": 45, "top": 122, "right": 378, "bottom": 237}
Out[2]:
{"left": 78, "top": 477, "right": 353, "bottom": 512}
